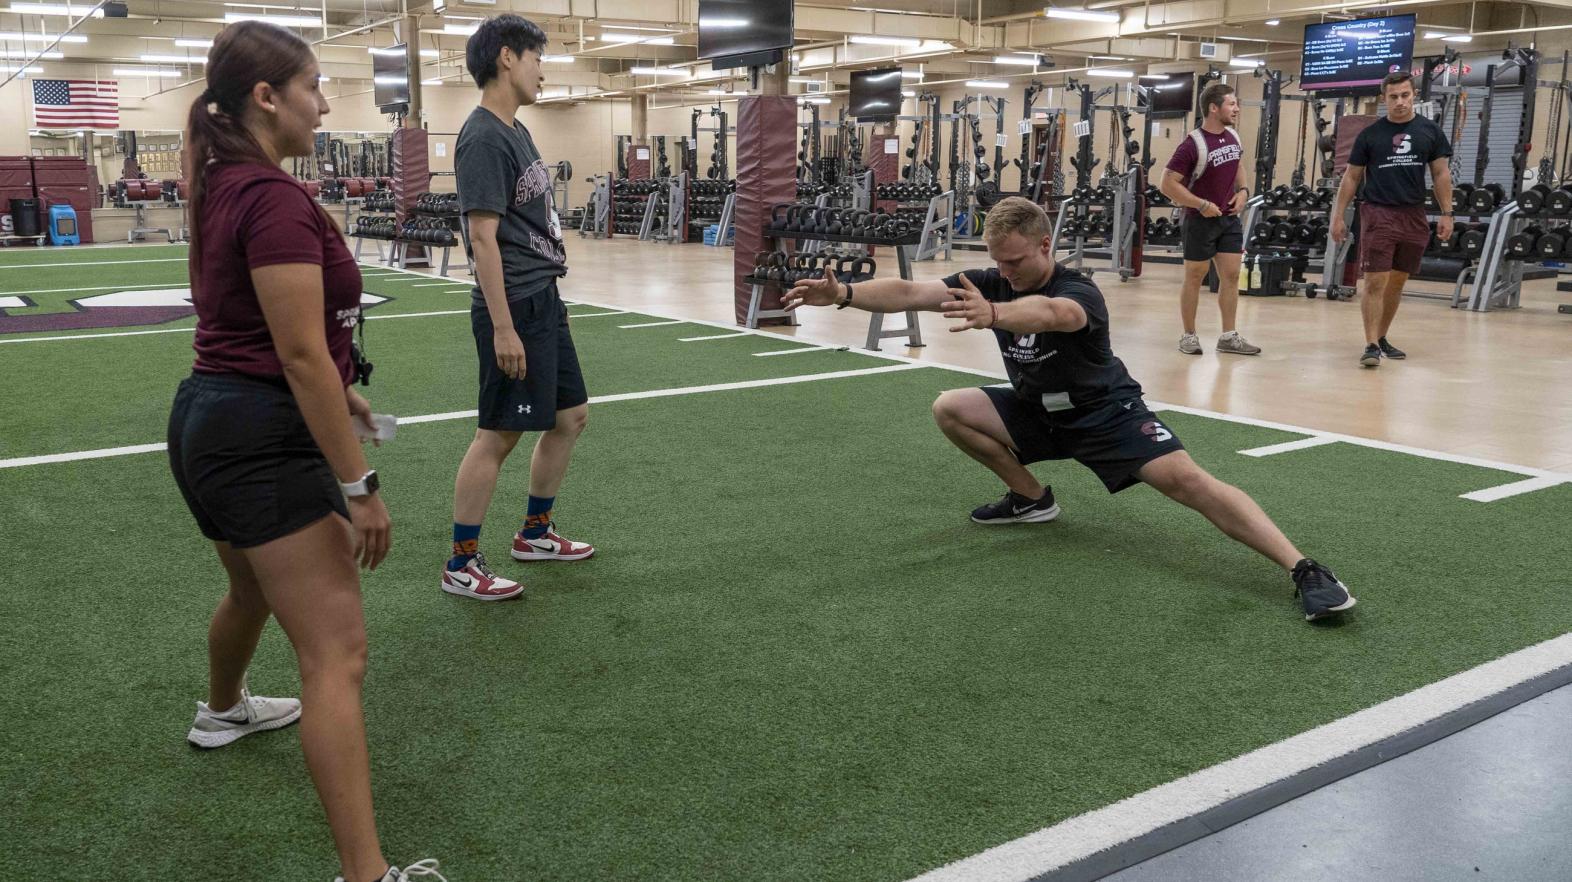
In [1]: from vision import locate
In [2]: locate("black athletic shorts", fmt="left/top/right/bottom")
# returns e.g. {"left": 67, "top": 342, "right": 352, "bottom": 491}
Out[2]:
{"left": 982, "top": 386, "right": 1187, "bottom": 493}
{"left": 167, "top": 372, "right": 349, "bottom": 549}
{"left": 471, "top": 281, "right": 588, "bottom": 432}
{"left": 1181, "top": 214, "right": 1244, "bottom": 262}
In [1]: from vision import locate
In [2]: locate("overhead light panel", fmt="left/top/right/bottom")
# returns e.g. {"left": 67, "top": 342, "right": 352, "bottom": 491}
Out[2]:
{"left": 1265, "top": 19, "right": 1280, "bottom": 26}
{"left": 420, "top": 79, "right": 442, "bottom": 86}
{"left": 991, "top": 54, "right": 1041, "bottom": 66}
{"left": 1139, "top": 73, "right": 1173, "bottom": 80}
{"left": 850, "top": 35, "right": 920, "bottom": 47}
{"left": 902, "top": 89, "right": 915, "bottom": 97}
{"left": 113, "top": 67, "right": 180, "bottom": 77}
{"left": 0, "top": 31, "right": 85, "bottom": 41}
{"left": 900, "top": 71, "right": 923, "bottom": 79}
{"left": 441, "top": 23, "right": 478, "bottom": 36}
{"left": 798, "top": 96, "right": 830, "bottom": 104}
{"left": 139, "top": 54, "right": 204, "bottom": 63}
{"left": 1, "top": 48, "right": 61, "bottom": 57}
{"left": 174, "top": 39, "right": 213, "bottom": 48}
{"left": 1088, "top": 67, "right": 1134, "bottom": 78}
{"left": 598, "top": 33, "right": 675, "bottom": 45}
{"left": 5, "top": 4, "right": 104, "bottom": 16}
{"left": 1229, "top": 58, "right": 1262, "bottom": 67}
{"left": 541, "top": 54, "right": 574, "bottom": 63}
{"left": 223, "top": 12, "right": 323, "bottom": 27}
{"left": 965, "top": 80, "right": 1009, "bottom": 89}
{"left": 1089, "top": 54, "right": 1129, "bottom": 60}
{"left": 629, "top": 66, "right": 686, "bottom": 75}
{"left": 1044, "top": 7, "right": 1120, "bottom": 23}
{"left": 1424, "top": 31, "right": 1473, "bottom": 42}
{"left": 698, "top": 17, "right": 748, "bottom": 28}
{"left": 788, "top": 76, "right": 820, "bottom": 83}
{"left": 369, "top": 47, "right": 437, "bottom": 57}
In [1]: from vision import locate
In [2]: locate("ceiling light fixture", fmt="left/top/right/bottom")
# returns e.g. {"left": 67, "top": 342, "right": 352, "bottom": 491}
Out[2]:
{"left": 1265, "top": 19, "right": 1280, "bottom": 26}
{"left": 139, "top": 54, "right": 204, "bottom": 63}
{"left": 0, "top": 31, "right": 85, "bottom": 41}
{"left": 5, "top": 3, "right": 103, "bottom": 16}
{"left": 113, "top": 67, "right": 180, "bottom": 77}
{"left": 850, "top": 35, "right": 920, "bottom": 47}
{"left": 223, "top": 12, "right": 323, "bottom": 27}
{"left": 991, "top": 55, "right": 1041, "bottom": 65}
{"left": 965, "top": 79, "right": 1009, "bottom": 89}
{"left": 1088, "top": 67, "right": 1134, "bottom": 78}
{"left": 174, "top": 39, "right": 213, "bottom": 48}
{"left": 1044, "top": 7, "right": 1120, "bottom": 23}
{"left": 598, "top": 33, "right": 675, "bottom": 45}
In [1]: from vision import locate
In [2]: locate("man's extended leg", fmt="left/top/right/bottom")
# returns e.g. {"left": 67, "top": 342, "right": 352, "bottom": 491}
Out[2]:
{"left": 1137, "top": 450, "right": 1302, "bottom": 569}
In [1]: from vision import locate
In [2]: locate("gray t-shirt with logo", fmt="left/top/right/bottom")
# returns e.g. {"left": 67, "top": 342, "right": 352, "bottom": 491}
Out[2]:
{"left": 455, "top": 106, "right": 567, "bottom": 303}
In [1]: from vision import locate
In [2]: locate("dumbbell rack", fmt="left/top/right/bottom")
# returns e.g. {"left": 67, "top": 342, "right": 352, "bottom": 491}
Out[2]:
{"left": 389, "top": 194, "right": 471, "bottom": 278}
{"left": 1461, "top": 201, "right": 1530, "bottom": 311}
{"left": 351, "top": 201, "right": 397, "bottom": 263}
{"left": 1049, "top": 171, "right": 1140, "bottom": 283}
{"left": 1238, "top": 196, "right": 1347, "bottom": 299}
{"left": 764, "top": 221, "right": 926, "bottom": 350}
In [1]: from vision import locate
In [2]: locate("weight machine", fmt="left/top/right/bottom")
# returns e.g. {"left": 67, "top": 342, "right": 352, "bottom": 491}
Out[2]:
{"left": 1048, "top": 79, "right": 1142, "bottom": 281}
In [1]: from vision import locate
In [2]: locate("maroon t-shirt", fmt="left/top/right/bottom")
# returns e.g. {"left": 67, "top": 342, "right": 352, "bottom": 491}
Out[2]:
{"left": 191, "top": 162, "right": 362, "bottom": 384}
{"left": 1165, "top": 127, "right": 1243, "bottom": 217}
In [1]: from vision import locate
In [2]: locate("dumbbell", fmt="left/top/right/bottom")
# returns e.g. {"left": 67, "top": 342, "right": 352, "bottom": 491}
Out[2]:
{"left": 1469, "top": 183, "right": 1505, "bottom": 215}
{"left": 1271, "top": 219, "right": 1296, "bottom": 245}
{"left": 1504, "top": 224, "right": 1543, "bottom": 260}
{"left": 1287, "top": 185, "right": 1313, "bottom": 207}
{"left": 1452, "top": 184, "right": 1475, "bottom": 215}
{"left": 1269, "top": 185, "right": 1292, "bottom": 207}
{"left": 1519, "top": 184, "right": 1552, "bottom": 215}
{"left": 1535, "top": 226, "right": 1568, "bottom": 259}
{"left": 1460, "top": 223, "right": 1489, "bottom": 259}
{"left": 1546, "top": 185, "right": 1572, "bottom": 217}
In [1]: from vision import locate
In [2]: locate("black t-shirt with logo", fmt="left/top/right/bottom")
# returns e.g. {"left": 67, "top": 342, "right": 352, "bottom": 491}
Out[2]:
{"left": 1348, "top": 115, "right": 1453, "bottom": 207}
{"left": 455, "top": 106, "right": 568, "bottom": 303}
{"left": 941, "top": 265, "right": 1144, "bottom": 427}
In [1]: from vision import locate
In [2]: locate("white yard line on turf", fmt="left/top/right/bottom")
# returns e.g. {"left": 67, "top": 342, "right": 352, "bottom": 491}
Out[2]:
{"left": 678, "top": 332, "right": 750, "bottom": 342}
{"left": 410, "top": 282, "right": 470, "bottom": 288}
{"left": 0, "top": 281, "right": 187, "bottom": 297}
{"left": 0, "top": 363, "right": 925, "bottom": 470}
{"left": 0, "top": 307, "right": 625, "bottom": 344}
{"left": 754, "top": 346, "right": 835, "bottom": 357}
{"left": 618, "top": 319, "right": 686, "bottom": 328}
{"left": 0, "top": 257, "right": 187, "bottom": 270}
{"left": 1238, "top": 436, "right": 1341, "bottom": 457}
{"left": 905, "top": 631, "right": 1572, "bottom": 882}
{"left": 1461, "top": 475, "right": 1572, "bottom": 503}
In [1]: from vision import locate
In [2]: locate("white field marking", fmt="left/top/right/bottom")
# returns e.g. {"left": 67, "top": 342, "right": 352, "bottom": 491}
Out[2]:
{"left": 618, "top": 319, "right": 686, "bottom": 328}
{"left": 0, "top": 296, "right": 25, "bottom": 308}
{"left": 906, "top": 631, "right": 1572, "bottom": 882}
{"left": 754, "top": 346, "right": 835, "bottom": 357}
{"left": 0, "top": 281, "right": 186, "bottom": 297}
{"left": 0, "top": 257, "right": 187, "bottom": 270}
{"left": 1238, "top": 435, "right": 1342, "bottom": 458}
{"left": 678, "top": 331, "right": 750, "bottom": 342}
{"left": 0, "top": 363, "right": 926, "bottom": 470}
{"left": 411, "top": 282, "right": 470, "bottom": 288}
{"left": 0, "top": 306, "right": 621, "bottom": 345}
{"left": 1461, "top": 475, "right": 1572, "bottom": 503}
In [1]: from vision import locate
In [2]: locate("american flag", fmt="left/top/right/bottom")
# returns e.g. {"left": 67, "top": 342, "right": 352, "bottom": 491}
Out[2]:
{"left": 31, "top": 79, "right": 118, "bottom": 129}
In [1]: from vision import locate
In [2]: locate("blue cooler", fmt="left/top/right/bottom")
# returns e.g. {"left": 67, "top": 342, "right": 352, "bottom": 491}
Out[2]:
{"left": 48, "top": 204, "right": 80, "bottom": 246}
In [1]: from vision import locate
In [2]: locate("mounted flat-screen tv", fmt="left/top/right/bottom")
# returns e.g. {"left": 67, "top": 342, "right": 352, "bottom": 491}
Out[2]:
{"left": 698, "top": 0, "right": 794, "bottom": 70}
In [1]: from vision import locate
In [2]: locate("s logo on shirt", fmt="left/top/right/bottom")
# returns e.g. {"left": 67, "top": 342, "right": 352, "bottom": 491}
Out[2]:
{"left": 1393, "top": 134, "right": 1413, "bottom": 155}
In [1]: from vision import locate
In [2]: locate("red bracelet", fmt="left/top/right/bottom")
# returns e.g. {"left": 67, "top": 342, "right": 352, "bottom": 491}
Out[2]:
{"left": 988, "top": 302, "right": 998, "bottom": 329}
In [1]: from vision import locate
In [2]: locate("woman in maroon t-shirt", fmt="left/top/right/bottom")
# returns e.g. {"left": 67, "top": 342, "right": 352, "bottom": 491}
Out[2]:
{"left": 165, "top": 21, "right": 428, "bottom": 882}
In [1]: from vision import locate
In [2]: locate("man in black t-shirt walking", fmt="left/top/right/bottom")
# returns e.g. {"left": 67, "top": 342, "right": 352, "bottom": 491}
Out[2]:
{"left": 1331, "top": 71, "right": 1454, "bottom": 367}
{"left": 441, "top": 15, "right": 595, "bottom": 603}
{"left": 786, "top": 197, "right": 1356, "bottom": 622}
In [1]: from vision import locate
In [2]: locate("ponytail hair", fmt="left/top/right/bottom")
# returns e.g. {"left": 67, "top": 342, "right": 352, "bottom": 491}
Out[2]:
{"left": 182, "top": 21, "right": 318, "bottom": 280}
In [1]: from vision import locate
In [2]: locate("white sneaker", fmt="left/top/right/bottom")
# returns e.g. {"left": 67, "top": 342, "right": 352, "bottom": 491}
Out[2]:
{"left": 1216, "top": 330, "right": 1262, "bottom": 355}
{"left": 335, "top": 859, "right": 448, "bottom": 882}
{"left": 1178, "top": 332, "right": 1202, "bottom": 355}
{"left": 186, "top": 685, "right": 301, "bottom": 749}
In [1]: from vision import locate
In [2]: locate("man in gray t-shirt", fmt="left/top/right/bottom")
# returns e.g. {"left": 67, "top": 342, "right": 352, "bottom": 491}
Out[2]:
{"left": 442, "top": 14, "right": 596, "bottom": 604}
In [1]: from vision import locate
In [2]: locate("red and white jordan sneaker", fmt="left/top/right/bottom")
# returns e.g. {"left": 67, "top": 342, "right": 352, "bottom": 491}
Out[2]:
{"left": 440, "top": 551, "right": 525, "bottom": 601}
{"left": 511, "top": 523, "right": 596, "bottom": 562}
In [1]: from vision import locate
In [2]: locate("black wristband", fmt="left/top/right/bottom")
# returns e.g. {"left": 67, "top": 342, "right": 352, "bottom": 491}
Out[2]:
{"left": 836, "top": 283, "right": 854, "bottom": 310}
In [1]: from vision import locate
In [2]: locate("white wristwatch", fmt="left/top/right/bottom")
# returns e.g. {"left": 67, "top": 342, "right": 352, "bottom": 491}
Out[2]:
{"left": 339, "top": 469, "right": 380, "bottom": 498}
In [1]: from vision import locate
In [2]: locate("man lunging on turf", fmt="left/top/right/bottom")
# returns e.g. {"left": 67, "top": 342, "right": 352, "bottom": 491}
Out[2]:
{"left": 785, "top": 197, "right": 1355, "bottom": 622}
{"left": 443, "top": 14, "right": 594, "bottom": 602}
{"left": 1159, "top": 82, "right": 1261, "bottom": 357}
{"left": 1331, "top": 70, "right": 1453, "bottom": 368}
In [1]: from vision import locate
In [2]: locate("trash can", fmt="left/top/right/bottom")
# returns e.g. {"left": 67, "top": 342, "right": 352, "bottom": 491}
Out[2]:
{"left": 9, "top": 197, "right": 40, "bottom": 237}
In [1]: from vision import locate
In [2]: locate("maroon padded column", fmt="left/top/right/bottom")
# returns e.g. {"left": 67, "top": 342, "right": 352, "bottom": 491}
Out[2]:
{"left": 732, "top": 95, "right": 798, "bottom": 325}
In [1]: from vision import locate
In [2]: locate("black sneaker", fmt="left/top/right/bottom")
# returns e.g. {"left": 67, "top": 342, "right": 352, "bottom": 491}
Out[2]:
{"left": 1378, "top": 337, "right": 1406, "bottom": 359}
{"left": 1359, "top": 344, "right": 1382, "bottom": 368}
{"left": 1292, "top": 559, "right": 1357, "bottom": 621}
{"left": 970, "top": 487, "right": 1060, "bottom": 524}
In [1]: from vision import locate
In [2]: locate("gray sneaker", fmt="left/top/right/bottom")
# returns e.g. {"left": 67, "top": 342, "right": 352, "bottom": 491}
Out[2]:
{"left": 1178, "top": 332, "right": 1202, "bottom": 355}
{"left": 187, "top": 685, "right": 301, "bottom": 749}
{"left": 1216, "top": 330, "right": 1262, "bottom": 355}
{"left": 335, "top": 860, "right": 447, "bottom": 882}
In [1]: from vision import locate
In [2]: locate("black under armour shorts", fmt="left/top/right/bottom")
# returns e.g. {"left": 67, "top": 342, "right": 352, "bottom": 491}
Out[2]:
{"left": 1181, "top": 214, "right": 1244, "bottom": 262}
{"left": 471, "top": 281, "right": 588, "bottom": 432}
{"left": 981, "top": 387, "right": 1187, "bottom": 493}
{"left": 168, "top": 372, "right": 349, "bottom": 549}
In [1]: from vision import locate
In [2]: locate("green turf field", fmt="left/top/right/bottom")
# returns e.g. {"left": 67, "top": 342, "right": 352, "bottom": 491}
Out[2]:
{"left": 3, "top": 245, "right": 1570, "bottom": 881}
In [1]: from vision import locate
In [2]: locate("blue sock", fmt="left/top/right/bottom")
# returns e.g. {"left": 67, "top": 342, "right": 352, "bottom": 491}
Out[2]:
{"left": 449, "top": 523, "right": 481, "bottom": 570}
{"left": 521, "top": 495, "right": 554, "bottom": 539}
